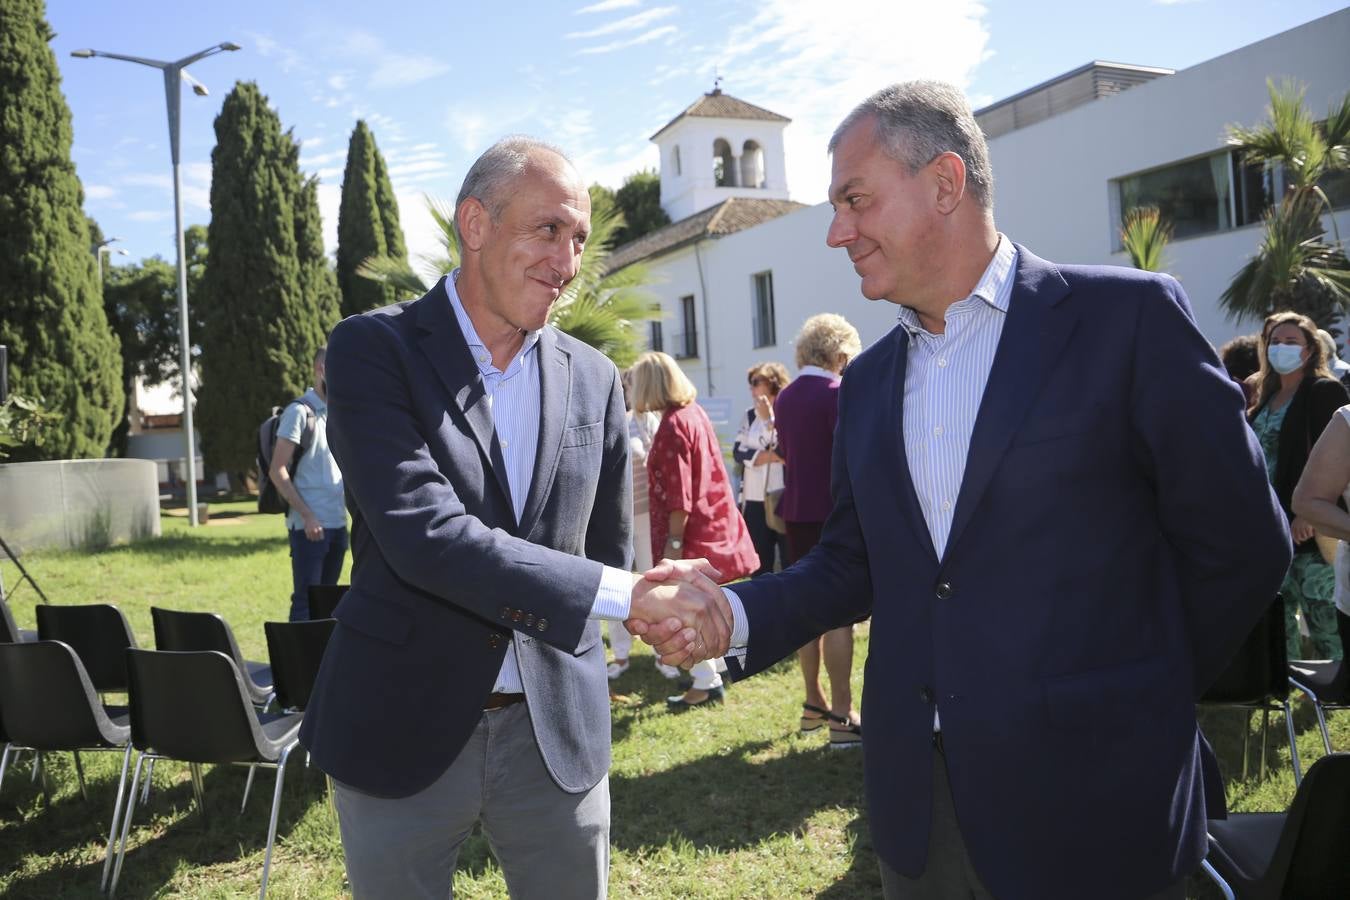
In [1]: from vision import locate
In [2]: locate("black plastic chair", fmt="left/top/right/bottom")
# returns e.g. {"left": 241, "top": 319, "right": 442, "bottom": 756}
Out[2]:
{"left": 1201, "top": 752, "right": 1350, "bottom": 899}
{"left": 1287, "top": 610, "right": 1350, "bottom": 756}
{"left": 109, "top": 649, "right": 303, "bottom": 900}
{"left": 1200, "top": 598, "right": 1301, "bottom": 783}
{"left": 151, "top": 607, "right": 273, "bottom": 706}
{"left": 263, "top": 619, "right": 336, "bottom": 712}
{"left": 1, "top": 596, "right": 36, "bottom": 643}
{"left": 305, "top": 583, "right": 348, "bottom": 621}
{"left": 0, "top": 640, "right": 134, "bottom": 892}
{"left": 36, "top": 603, "right": 138, "bottom": 694}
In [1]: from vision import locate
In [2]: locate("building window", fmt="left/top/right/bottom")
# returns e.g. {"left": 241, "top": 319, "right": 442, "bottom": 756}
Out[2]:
{"left": 676, "top": 294, "right": 699, "bottom": 359}
{"left": 741, "top": 140, "right": 765, "bottom": 188}
{"left": 713, "top": 138, "right": 735, "bottom": 187}
{"left": 649, "top": 318, "right": 664, "bottom": 353}
{"left": 1114, "top": 149, "right": 1274, "bottom": 248}
{"left": 751, "top": 271, "right": 776, "bottom": 348}
{"left": 673, "top": 144, "right": 681, "bottom": 177}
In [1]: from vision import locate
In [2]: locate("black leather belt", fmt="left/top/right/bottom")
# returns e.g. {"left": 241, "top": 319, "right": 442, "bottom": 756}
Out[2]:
{"left": 483, "top": 692, "right": 525, "bottom": 711}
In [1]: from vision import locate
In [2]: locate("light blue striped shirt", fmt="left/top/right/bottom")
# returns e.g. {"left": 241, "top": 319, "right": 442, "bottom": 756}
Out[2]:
{"left": 445, "top": 273, "right": 632, "bottom": 694}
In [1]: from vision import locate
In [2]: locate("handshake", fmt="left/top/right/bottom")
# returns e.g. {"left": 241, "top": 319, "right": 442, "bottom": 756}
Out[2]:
{"left": 625, "top": 559, "right": 731, "bottom": 668}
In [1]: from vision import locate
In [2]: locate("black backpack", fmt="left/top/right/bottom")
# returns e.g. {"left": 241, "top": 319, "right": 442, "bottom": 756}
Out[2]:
{"left": 256, "top": 397, "right": 317, "bottom": 514}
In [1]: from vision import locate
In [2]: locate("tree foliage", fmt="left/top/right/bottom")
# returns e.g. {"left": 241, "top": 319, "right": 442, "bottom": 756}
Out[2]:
{"left": 357, "top": 186, "right": 655, "bottom": 367}
{"left": 196, "top": 81, "right": 340, "bottom": 475}
{"left": 1221, "top": 80, "right": 1350, "bottom": 327}
{"left": 1119, "top": 206, "right": 1173, "bottom": 273}
{"left": 336, "top": 120, "right": 406, "bottom": 317}
{"left": 0, "top": 1, "right": 123, "bottom": 459}
{"left": 612, "top": 169, "right": 670, "bottom": 246}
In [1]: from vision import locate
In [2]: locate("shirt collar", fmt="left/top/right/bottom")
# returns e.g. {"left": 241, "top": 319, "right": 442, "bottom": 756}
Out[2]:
{"left": 897, "top": 234, "right": 1017, "bottom": 337}
{"left": 301, "top": 387, "right": 326, "bottom": 413}
{"left": 444, "top": 268, "right": 541, "bottom": 374}
{"left": 797, "top": 365, "right": 840, "bottom": 382}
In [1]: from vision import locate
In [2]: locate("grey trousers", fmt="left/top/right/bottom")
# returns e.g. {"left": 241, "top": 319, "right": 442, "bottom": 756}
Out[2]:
{"left": 332, "top": 703, "right": 609, "bottom": 899}
{"left": 879, "top": 745, "right": 1186, "bottom": 900}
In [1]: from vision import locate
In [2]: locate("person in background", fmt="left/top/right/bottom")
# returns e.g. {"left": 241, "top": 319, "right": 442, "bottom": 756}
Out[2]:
{"left": 1218, "top": 333, "right": 1261, "bottom": 407}
{"left": 268, "top": 345, "right": 348, "bottom": 622}
{"left": 1249, "top": 311, "right": 1348, "bottom": 660}
{"left": 631, "top": 350, "right": 759, "bottom": 709}
{"left": 733, "top": 362, "right": 790, "bottom": 576}
{"left": 1292, "top": 401, "right": 1350, "bottom": 660}
{"left": 1318, "top": 328, "right": 1350, "bottom": 388}
{"left": 773, "top": 313, "right": 863, "bottom": 746}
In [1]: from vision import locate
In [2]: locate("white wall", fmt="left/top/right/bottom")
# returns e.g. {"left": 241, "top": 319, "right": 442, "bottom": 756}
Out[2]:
{"left": 657, "top": 114, "right": 789, "bottom": 221}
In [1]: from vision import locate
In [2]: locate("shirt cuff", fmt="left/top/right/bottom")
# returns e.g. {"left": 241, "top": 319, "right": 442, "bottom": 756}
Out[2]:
{"left": 724, "top": 586, "right": 749, "bottom": 657}
{"left": 590, "top": 565, "right": 634, "bottom": 621}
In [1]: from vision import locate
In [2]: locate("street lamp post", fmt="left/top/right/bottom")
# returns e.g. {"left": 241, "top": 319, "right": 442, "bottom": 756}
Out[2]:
{"left": 72, "top": 42, "right": 240, "bottom": 526}
{"left": 94, "top": 237, "right": 128, "bottom": 282}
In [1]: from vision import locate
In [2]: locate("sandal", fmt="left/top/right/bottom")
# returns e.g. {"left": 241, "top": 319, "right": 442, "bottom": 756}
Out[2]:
{"left": 800, "top": 702, "right": 830, "bottom": 733}
{"left": 827, "top": 712, "right": 862, "bottom": 748}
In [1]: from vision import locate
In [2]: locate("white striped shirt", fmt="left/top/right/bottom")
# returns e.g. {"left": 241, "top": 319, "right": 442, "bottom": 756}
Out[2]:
{"left": 899, "top": 236, "right": 1017, "bottom": 559}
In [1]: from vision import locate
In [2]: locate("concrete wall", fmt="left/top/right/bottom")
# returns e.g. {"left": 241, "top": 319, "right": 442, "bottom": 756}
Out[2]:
{"left": 0, "top": 459, "right": 161, "bottom": 555}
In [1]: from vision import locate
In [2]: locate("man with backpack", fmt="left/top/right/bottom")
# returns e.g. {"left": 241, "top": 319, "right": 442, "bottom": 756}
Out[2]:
{"left": 268, "top": 345, "right": 347, "bottom": 621}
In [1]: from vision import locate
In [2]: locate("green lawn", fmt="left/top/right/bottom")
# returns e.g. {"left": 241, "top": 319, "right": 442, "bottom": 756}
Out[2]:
{"left": 0, "top": 500, "right": 1343, "bottom": 898}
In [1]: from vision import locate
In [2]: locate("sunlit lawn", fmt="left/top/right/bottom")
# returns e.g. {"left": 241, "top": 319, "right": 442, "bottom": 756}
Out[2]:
{"left": 0, "top": 500, "right": 1343, "bottom": 898}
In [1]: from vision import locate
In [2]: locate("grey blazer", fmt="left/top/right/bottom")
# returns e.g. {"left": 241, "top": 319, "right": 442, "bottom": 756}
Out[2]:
{"left": 300, "top": 277, "right": 632, "bottom": 798}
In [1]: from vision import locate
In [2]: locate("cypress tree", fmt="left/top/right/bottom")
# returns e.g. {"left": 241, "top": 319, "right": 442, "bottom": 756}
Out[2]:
{"left": 295, "top": 173, "right": 341, "bottom": 358}
{"left": 0, "top": 1, "right": 123, "bottom": 459}
{"left": 196, "top": 81, "right": 332, "bottom": 476}
{"left": 336, "top": 120, "right": 407, "bottom": 317}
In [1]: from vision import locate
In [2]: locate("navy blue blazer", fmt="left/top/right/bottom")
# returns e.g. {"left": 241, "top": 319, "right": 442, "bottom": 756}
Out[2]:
{"left": 300, "top": 278, "right": 632, "bottom": 799}
{"left": 727, "top": 247, "right": 1292, "bottom": 900}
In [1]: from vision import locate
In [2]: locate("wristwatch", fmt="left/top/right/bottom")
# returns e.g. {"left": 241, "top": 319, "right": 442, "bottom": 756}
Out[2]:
{"left": 668, "top": 537, "right": 683, "bottom": 551}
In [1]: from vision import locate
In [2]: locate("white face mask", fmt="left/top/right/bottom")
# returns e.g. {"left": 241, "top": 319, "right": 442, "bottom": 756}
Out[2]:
{"left": 1267, "top": 343, "right": 1306, "bottom": 375}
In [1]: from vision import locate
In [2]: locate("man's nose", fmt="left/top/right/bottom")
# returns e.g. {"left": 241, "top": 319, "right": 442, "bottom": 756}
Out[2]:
{"left": 826, "top": 212, "right": 854, "bottom": 248}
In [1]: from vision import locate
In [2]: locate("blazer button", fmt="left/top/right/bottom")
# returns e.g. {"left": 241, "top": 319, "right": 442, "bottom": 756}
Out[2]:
{"left": 919, "top": 686, "right": 934, "bottom": 704}
{"left": 512, "top": 610, "right": 523, "bottom": 623}
{"left": 536, "top": 618, "right": 548, "bottom": 632}
{"left": 934, "top": 582, "right": 953, "bottom": 601}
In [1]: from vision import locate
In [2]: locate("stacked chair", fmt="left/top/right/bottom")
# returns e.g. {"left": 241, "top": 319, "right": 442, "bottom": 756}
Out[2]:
{"left": 1286, "top": 612, "right": 1350, "bottom": 756}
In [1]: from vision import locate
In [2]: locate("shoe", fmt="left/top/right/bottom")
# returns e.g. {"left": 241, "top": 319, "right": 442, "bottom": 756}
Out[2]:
{"left": 666, "top": 686, "right": 725, "bottom": 710}
{"left": 606, "top": 659, "right": 630, "bottom": 680}
{"left": 676, "top": 674, "right": 694, "bottom": 691}
{"left": 654, "top": 661, "right": 682, "bottom": 680}
{"left": 800, "top": 702, "right": 830, "bottom": 733}
{"left": 827, "top": 712, "right": 862, "bottom": 748}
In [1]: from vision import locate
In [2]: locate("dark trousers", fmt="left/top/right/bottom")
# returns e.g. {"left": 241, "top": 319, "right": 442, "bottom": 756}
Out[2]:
{"left": 743, "top": 500, "right": 788, "bottom": 575}
{"left": 288, "top": 526, "right": 349, "bottom": 621}
{"left": 879, "top": 744, "right": 1186, "bottom": 900}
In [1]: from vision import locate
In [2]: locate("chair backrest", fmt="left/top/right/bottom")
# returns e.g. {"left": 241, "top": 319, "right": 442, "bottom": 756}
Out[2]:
{"left": 1262, "top": 753, "right": 1350, "bottom": 897}
{"left": 36, "top": 604, "right": 138, "bottom": 693}
{"left": 151, "top": 606, "right": 249, "bottom": 666}
{"left": 0, "top": 641, "right": 126, "bottom": 749}
{"left": 1202, "top": 597, "right": 1288, "bottom": 704}
{"left": 125, "top": 648, "right": 268, "bottom": 764}
{"left": 306, "top": 584, "right": 348, "bottom": 621}
{"left": 264, "top": 619, "right": 336, "bottom": 710}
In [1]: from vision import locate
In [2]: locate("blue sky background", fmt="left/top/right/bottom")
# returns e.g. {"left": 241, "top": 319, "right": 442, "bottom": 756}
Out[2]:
{"left": 48, "top": 0, "right": 1346, "bottom": 272}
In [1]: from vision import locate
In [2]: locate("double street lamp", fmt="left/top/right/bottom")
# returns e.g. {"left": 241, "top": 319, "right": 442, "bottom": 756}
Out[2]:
{"left": 94, "top": 236, "right": 127, "bottom": 282}
{"left": 71, "top": 42, "right": 240, "bottom": 526}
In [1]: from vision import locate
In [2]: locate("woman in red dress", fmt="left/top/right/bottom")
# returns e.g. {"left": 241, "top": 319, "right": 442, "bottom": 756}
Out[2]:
{"left": 630, "top": 351, "right": 759, "bottom": 709}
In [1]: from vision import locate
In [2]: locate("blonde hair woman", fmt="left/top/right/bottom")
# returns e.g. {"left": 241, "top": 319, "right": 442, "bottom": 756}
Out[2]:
{"left": 630, "top": 352, "right": 759, "bottom": 708}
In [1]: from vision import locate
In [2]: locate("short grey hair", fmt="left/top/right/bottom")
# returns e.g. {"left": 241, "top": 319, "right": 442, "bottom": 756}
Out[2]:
{"left": 454, "top": 136, "right": 572, "bottom": 250}
{"left": 829, "top": 81, "right": 994, "bottom": 209}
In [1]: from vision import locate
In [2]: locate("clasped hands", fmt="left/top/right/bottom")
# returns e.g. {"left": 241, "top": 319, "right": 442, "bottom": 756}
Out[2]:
{"left": 626, "top": 558, "right": 729, "bottom": 668}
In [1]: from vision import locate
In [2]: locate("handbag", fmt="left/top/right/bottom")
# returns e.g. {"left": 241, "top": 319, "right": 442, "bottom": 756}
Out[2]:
{"left": 764, "top": 487, "right": 787, "bottom": 535}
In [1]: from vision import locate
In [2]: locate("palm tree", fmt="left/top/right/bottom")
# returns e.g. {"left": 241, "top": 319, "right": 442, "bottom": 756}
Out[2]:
{"left": 357, "top": 187, "right": 656, "bottom": 367}
{"left": 1119, "top": 206, "right": 1172, "bottom": 272}
{"left": 1220, "top": 79, "right": 1350, "bottom": 324}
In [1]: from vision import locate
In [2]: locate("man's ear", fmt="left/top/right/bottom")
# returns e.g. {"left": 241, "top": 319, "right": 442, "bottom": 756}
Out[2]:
{"left": 458, "top": 198, "right": 489, "bottom": 252}
{"left": 931, "top": 151, "right": 967, "bottom": 216}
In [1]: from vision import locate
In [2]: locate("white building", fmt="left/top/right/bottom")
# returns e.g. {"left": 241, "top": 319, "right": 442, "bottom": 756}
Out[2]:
{"left": 611, "top": 9, "right": 1350, "bottom": 423}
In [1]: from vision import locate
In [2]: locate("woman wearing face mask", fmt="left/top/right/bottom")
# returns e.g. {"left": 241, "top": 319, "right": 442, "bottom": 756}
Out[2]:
{"left": 1249, "top": 311, "right": 1349, "bottom": 660}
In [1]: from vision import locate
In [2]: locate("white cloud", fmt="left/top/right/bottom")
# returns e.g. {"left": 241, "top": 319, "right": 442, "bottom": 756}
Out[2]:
{"left": 575, "top": 0, "right": 641, "bottom": 13}
{"left": 567, "top": 6, "right": 676, "bottom": 39}
{"left": 578, "top": 25, "right": 678, "bottom": 55}
{"left": 370, "top": 56, "right": 452, "bottom": 88}
{"left": 327, "top": 74, "right": 349, "bottom": 91}
{"left": 388, "top": 160, "right": 451, "bottom": 178}
{"left": 85, "top": 184, "right": 118, "bottom": 200}
{"left": 128, "top": 209, "right": 172, "bottom": 222}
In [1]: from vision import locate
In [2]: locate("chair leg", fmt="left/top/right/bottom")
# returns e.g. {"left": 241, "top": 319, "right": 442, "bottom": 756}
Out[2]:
{"left": 0, "top": 743, "right": 11, "bottom": 795}
{"left": 1260, "top": 708, "right": 1270, "bottom": 780}
{"left": 139, "top": 758, "right": 156, "bottom": 805}
{"left": 190, "top": 763, "right": 207, "bottom": 820}
{"left": 259, "top": 744, "right": 297, "bottom": 900}
{"left": 101, "top": 744, "right": 135, "bottom": 893}
{"left": 109, "top": 753, "right": 148, "bottom": 898}
{"left": 1289, "top": 677, "right": 1334, "bottom": 756}
{"left": 241, "top": 764, "right": 257, "bottom": 815}
{"left": 325, "top": 774, "right": 338, "bottom": 831}
{"left": 37, "top": 751, "right": 51, "bottom": 806}
{"left": 73, "top": 749, "right": 88, "bottom": 801}
{"left": 1282, "top": 700, "right": 1302, "bottom": 784}
{"left": 1199, "top": 858, "right": 1237, "bottom": 900}
{"left": 1240, "top": 709, "right": 1251, "bottom": 781}
{"left": 31, "top": 749, "right": 40, "bottom": 784}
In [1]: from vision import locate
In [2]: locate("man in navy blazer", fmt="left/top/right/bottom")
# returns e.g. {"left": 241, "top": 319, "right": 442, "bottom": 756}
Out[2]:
{"left": 637, "top": 83, "right": 1292, "bottom": 899}
{"left": 301, "top": 137, "right": 732, "bottom": 899}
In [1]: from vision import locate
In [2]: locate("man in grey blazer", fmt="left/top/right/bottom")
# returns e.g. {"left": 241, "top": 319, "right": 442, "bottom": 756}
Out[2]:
{"left": 300, "top": 137, "right": 731, "bottom": 899}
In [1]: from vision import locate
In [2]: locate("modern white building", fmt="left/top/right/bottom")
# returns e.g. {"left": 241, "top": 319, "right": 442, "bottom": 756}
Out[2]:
{"left": 610, "top": 8, "right": 1350, "bottom": 425}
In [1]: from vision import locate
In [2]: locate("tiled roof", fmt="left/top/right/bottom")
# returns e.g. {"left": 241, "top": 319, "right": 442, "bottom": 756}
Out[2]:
{"left": 651, "top": 90, "right": 791, "bottom": 140}
{"left": 605, "top": 197, "right": 807, "bottom": 272}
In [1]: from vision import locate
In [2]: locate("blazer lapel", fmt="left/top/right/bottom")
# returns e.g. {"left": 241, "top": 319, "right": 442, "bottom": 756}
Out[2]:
{"left": 518, "top": 327, "right": 571, "bottom": 540}
{"left": 414, "top": 278, "right": 516, "bottom": 519}
{"left": 945, "top": 246, "right": 1077, "bottom": 556}
{"left": 879, "top": 326, "right": 940, "bottom": 564}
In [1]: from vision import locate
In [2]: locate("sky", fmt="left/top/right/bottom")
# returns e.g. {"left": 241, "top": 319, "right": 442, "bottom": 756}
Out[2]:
{"left": 49, "top": 0, "right": 1346, "bottom": 276}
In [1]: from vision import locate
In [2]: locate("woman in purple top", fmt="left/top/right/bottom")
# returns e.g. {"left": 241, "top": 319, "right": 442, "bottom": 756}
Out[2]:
{"left": 774, "top": 313, "right": 864, "bottom": 747}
